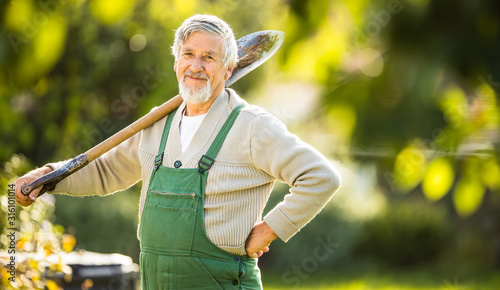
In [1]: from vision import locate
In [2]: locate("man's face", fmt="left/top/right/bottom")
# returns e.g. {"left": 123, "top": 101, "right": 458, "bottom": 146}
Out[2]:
{"left": 174, "top": 31, "right": 233, "bottom": 104}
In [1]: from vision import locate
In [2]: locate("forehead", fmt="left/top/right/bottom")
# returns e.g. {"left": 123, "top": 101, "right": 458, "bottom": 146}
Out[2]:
{"left": 181, "top": 31, "right": 224, "bottom": 54}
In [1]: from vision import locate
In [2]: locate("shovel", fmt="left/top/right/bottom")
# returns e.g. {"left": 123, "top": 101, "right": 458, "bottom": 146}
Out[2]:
{"left": 22, "top": 30, "right": 284, "bottom": 196}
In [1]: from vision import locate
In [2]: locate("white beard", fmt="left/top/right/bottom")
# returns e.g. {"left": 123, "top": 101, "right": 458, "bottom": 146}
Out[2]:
{"left": 178, "top": 76, "right": 212, "bottom": 105}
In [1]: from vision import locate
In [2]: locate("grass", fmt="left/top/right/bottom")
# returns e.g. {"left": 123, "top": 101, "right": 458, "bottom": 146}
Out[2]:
{"left": 261, "top": 266, "right": 500, "bottom": 290}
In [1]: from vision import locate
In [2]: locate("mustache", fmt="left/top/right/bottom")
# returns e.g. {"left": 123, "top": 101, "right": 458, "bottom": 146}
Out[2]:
{"left": 183, "top": 71, "right": 208, "bottom": 80}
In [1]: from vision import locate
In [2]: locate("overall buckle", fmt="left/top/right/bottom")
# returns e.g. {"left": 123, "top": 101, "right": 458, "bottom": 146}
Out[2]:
{"left": 154, "top": 152, "right": 164, "bottom": 171}
{"left": 198, "top": 155, "right": 214, "bottom": 174}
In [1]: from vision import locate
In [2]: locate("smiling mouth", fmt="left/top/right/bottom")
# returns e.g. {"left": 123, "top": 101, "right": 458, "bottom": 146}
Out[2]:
{"left": 184, "top": 71, "right": 208, "bottom": 82}
{"left": 186, "top": 75, "right": 206, "bottom": 81}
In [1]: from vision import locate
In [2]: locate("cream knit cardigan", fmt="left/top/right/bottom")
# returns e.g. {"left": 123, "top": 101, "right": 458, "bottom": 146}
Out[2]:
{"left": 49, "top": 89, "right": 342, "bottom": 255}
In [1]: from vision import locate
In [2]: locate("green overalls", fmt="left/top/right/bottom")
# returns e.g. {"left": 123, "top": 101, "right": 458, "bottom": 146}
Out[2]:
{"left": 139, "top": 104, "right": 262, "bottom": 289}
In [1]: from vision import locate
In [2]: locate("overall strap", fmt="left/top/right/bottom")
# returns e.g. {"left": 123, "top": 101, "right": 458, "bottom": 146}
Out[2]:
{"left": 198, "top": 104, "right": 246, "bottom": 173}
{"left": 154, "top": 109, "right": 177, "bottom": 171}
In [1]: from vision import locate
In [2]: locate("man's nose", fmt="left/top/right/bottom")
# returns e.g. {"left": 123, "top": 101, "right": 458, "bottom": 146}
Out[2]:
{"left": 191, "top": 56, "right": 204, "bottom": 72}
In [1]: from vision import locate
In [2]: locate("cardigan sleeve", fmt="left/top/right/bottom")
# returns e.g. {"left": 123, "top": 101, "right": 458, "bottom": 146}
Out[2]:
{"left": 250, "top": 113, "right": 342, "bottom": 242}
{"left": 46, "top": 132, "right": 142, "bottom": 196}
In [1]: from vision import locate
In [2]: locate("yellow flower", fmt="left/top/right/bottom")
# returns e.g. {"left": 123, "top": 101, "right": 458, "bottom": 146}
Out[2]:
{"left": 62, "top": 234, "right": 76, "bottom": 253}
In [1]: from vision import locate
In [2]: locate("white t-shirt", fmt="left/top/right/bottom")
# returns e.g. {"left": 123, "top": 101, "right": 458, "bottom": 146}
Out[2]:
{"left": 179, "top": 113, "right": 207, "bottom": 153}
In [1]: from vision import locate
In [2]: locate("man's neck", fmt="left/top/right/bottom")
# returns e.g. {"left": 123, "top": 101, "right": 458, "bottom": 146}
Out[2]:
{"left": 184, "top": 88, "right": 223, "bottom": 116}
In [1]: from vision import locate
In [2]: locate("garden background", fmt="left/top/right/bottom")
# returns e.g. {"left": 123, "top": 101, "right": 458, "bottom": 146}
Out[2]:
{"left": 1, "top": 0, "right": 500, "bottom": 289}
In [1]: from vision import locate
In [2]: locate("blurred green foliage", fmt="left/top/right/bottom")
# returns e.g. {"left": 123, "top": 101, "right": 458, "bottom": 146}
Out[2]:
{"left": 2, "top": 0, "right": 500, "bottom": 288}
{"left": 53, "top": 187, "right": 140, "bottom": 260}
{"left": 353, "top": 199, "right": 453, "bottom": 266}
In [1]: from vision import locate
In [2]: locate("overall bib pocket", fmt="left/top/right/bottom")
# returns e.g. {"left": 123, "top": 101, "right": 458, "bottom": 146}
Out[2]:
{"left": 139, "top": 191, "right": 198, "bottom": 253}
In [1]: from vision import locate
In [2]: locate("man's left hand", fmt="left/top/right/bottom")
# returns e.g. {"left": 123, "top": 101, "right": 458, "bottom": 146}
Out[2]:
{"left": 245, "top": 221, "right": 278, "bottom": 258}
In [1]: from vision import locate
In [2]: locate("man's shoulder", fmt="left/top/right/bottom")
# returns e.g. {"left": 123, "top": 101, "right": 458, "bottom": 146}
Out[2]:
{"left": 237, "top": 103, "right": 289, "bottom": 136}
{"left": 226, "top": 88, "right": 272, "bottom": 120}
{"left": 138, "top": 110, "right": 169, "bottom": 154}
{"left": 240, "top": 103, "right": 268, "bottom": 118}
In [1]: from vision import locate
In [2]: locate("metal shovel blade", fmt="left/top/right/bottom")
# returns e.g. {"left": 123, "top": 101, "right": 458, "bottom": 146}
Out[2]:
{"left": 226, "top": 30, "right": 285, "bottom": 87}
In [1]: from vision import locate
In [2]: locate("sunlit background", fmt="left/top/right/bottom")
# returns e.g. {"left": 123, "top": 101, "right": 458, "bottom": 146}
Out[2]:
{"left": 1, "top": 0, "right": 500, "bottom": 289}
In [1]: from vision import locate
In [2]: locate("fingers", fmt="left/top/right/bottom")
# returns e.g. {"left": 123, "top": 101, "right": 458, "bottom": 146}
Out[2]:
{"left": 248, "top": 251, "right": 262, "bottom": 258}
{"left": 245, "top": 221, "right": 277, "bottom": 258}
{"left": 14, "top": 174, "right": 44, "bottom": 206}
{"left": 14, "top": 167, "right": 53, "bottom": 207}
{"left": 247, "top": 245, "right": 271, "bottom": 258}
{"left": 14, "top": 178, "right": 34, "bottom": 207}
{"left": 28, "top": 186, "right": 41, "bottom": 202}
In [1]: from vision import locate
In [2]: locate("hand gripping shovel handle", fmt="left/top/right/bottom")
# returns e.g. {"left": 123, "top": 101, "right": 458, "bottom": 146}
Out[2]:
{"left": 22, "top": 30, "right": 284, "bottom": 197}
{"left": 21, "top": 154, "right": 90, "bottom": 195}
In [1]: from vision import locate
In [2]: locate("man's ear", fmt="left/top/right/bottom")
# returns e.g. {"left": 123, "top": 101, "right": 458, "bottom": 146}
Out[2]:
{"left": 225, "top": 65, "right": 234, "bottom": 81}
{"left": 174, "top": 61, "right": 178, "bottom": 72}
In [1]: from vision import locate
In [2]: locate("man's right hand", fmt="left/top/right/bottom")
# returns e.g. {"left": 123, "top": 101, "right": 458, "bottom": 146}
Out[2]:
{"left": 15, "top": 166, "right": 53, "bottom": 207}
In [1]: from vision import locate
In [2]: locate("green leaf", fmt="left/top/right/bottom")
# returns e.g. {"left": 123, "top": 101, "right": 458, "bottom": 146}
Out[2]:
{"left": 453, "top": 177, "right": 485, "bottom": 217}
{"left": 393, "top": 143, "right": 426, "bottom": 193}
{"left": 422, "top": 157, "right": 454, "bottom": 201}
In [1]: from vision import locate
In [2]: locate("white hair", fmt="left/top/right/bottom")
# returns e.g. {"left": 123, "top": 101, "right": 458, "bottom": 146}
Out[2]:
{"left": 171, "top": 14, "right": 238, "bottom": 68}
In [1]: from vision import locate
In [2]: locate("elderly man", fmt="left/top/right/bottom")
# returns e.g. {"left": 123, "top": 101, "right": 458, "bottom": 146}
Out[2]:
{"left": 16, "top": 14, "right": 341, "bottom": 289}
